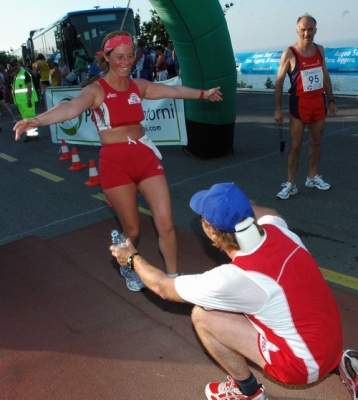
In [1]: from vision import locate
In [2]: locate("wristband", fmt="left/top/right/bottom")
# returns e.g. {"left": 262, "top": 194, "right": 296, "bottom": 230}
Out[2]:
{"left": 199, "top": 90, "right": 204, "bottom": 99}
{"left": 127, "top": 252, "right": 141, "bottom": 269}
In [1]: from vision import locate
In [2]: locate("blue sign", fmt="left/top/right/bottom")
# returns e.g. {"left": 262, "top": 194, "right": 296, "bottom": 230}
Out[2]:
{"left": 235, "top": 51, "right": 282, "bottom": 75}
{"left": 235, "top": 47, "right": 358, "bottom": 75}
{"left": 325, "top": 47, "right": 358, "bottom": 74}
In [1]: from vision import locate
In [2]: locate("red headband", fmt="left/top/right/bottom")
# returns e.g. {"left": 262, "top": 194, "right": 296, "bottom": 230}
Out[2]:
{"left": 97, "top": 35, "right": 133, "bottom": 57}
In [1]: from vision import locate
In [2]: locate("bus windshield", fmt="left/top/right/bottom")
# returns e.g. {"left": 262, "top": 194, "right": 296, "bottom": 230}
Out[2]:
{"left": 69, "top": 10, "right": 137, "bottom": 60}
{"left": 29, "top": 8, "right": 138, "bottom": 74}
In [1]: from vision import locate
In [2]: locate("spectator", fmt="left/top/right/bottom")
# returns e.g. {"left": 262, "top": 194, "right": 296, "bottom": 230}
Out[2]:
{"left": 148, "top": 44, "right": 156, "bottom": 64}
{"left": 73, "top": 50, "right": 88, "bottom": 83}
{"left": 58, "top": 58, "right": 71, "bottom": 86}
{"left": 0, "top": 74, "right": 17, "bottom": 123}
{"left": 148, "top": 44, "right": 156, "bottom": 80}
{"left": 154, "top": 45, "right": 168, "bottom": 81}
{"left": 36, "top": 54, "right": 50, "bottom": 105}
{"left": 32, "top": 57, "right": 38, "bottom": 76}
{"left": 134, "top": 39, "right": 154, "bottom": 81}
{"left": 165, "top": 43, "right": 176, "bottom": 79}
{"left": 0, "top": 65, "right": 15, "bottom": 108}
{"left": 10, "top": 59, "right": 39, "bottom": 142}
{"left": 47, "top": 57, "right": 62, "bottom": 87}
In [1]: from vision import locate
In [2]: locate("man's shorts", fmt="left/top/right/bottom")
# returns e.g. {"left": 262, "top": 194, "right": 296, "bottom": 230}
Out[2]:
{"left": 99, "top": 140, "right": 165, "bottom": 190}
{"left": 289, "top": 93, "right": 327, "bottom": 124}
{"left": 258, "top": 334, "right": 339, "bottom": 384}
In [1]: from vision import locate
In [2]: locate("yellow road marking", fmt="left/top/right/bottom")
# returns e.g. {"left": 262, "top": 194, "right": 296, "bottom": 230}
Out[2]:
{"left": 138, "top": 206, "right": 152, "bottom": 216}
{"left": 320, "top": 267, "right": 358, "bottom": 291}
{"left": 92, "top": 193, "right": 107, "bottom": 202}
{"left": 0, "top": 153, "right": 17, "bottom": 162}
{"left": 91, "top": 194, "right": 357, "bottom": 292}
{"left": 29, "top": 168, "right": 64, "bottom": 182}
{"left": 92, "top": 194, "right": 153, "bottom": 216}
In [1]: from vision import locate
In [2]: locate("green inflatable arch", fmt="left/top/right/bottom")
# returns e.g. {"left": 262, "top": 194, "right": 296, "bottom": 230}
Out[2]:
{"left": 148, "top": 0, "right": 237, "bottom": 158}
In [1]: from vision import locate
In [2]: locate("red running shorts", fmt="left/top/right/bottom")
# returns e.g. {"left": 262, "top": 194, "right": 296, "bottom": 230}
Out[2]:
{"left": 99, "top": 140, "right": 165, "bottom": 190}
{"left": 289, "top": 93, "right": 327, "bottom": 124}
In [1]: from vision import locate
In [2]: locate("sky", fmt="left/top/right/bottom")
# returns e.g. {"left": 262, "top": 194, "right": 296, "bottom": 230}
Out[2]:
{"left": 1, "top": 0, "right": 357, "bottom": 54}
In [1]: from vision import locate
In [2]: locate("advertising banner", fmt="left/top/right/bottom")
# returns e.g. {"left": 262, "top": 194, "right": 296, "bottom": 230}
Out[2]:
{"left": 235, "top": 47, "right": 358, "bottom": 76}
{"left": 236, "top": 51, "right": 283, "bottom": 75}
{"left": 45, "top": 77, "right": 187, "bottom": 146}
{"left": 325, "top": 47, "right": 358, "bottom": 74}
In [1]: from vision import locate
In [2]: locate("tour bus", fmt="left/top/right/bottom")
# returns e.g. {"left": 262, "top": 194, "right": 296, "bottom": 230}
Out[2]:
{"left": 11, "top": 45, "right": 28, "bottom": 64}
{"left": 26, "top": 7, "right": 139, "bottom": 76}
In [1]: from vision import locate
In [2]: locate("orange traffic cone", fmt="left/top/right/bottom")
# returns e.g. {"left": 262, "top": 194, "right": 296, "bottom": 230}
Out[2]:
{"left": 84, "top": 159, "right": 100, "bottom": 186}
{"left": 67, "top": 147, "right": 87, "bottom": 171}
{"left": 59, "top": 140, "right": 71, "bottom": 161}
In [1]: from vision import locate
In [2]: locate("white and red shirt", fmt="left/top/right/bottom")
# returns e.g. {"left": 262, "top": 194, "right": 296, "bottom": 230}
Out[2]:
{"left": 174, "top": 216, "right": 342, "bottom": 384}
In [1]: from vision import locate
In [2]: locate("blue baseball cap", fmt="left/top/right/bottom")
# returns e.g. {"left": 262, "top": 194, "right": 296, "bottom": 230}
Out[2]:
{"left": 189, "top": 182, "right": 254, "bottom": 232}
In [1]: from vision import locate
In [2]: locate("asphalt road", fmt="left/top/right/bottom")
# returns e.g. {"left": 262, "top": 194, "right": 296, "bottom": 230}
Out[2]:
{"left": 1, "top": 91, "right": 357, "bottom": 295}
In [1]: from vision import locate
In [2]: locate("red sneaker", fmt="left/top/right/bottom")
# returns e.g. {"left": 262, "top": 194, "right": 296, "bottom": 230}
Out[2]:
{"left": 205, "top": 375, "right": 268, "bottom": 399}
{"left": 339, "top": 349, "right": 358, "bottom": 400}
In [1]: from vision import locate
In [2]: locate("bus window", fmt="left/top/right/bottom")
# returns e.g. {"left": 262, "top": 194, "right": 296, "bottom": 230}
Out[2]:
{"left": 29, "top": 8, "right": 137, "bottom": 71}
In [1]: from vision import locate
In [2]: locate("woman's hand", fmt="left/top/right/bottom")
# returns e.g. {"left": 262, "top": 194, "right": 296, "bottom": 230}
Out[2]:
{"left": 13, "top": 118, "right": 39, "bottom": 140}
{"left": 205, "top": 87, "right": 223, "bottom": 102}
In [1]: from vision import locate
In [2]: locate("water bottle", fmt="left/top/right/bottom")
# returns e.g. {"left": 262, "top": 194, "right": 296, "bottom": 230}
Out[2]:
{"left": 111, "top": 229, "right": 126, "bottom": 247}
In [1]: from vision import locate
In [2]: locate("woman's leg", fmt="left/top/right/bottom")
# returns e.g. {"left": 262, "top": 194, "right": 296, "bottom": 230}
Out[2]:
{"left": 103, "top": 183, "right": 141, "bottom": 245}
{"left": 104, "top": 183, "right": 147, "bottom": 291}
{"left": 138, "top": 175, "right": 177, "bottom": 275}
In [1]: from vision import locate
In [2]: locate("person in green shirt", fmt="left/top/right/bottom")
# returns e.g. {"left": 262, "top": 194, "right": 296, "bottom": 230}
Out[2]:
{"left": 73, "top": 51, "right": 88, "bottom": 83}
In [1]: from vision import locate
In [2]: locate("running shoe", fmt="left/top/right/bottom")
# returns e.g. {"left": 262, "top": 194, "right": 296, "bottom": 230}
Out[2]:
{"left": 276, "top": 182, "right": 298, "bottom": 199}
{"left": 205, "top": 375, "right": 268, "bottom": 400}
{"left": 339, "top": 349, "right": 358, "bottom": 400}
{"left": 305, "top": 175, "right": 331, "bottom": 190}
{"left": 119, "top": 266, "right": 146, "bottom": 291}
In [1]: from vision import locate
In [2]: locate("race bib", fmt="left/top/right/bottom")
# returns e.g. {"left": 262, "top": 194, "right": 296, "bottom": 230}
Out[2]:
{"left": 301, "top": 67, "right": 324, "bottom": 92}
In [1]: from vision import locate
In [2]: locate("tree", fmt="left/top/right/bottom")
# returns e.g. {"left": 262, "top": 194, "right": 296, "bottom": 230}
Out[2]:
{"left": 138, "top": 10, "right": 171, "bottom": 47}
{"left": 264, "top": 77, "right": 275, "bottom": 89}
{"left": 0, "top": 51, "right": 10, "bottom": 66}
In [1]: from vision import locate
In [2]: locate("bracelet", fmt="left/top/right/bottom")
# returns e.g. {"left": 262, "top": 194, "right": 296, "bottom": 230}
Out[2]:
{"left": 127, "top": 252, "right": 141, "bottom": 269}
{"left": 199, "top": 90, "right": 204, "bottom": 99}
{"left": 328, "top": 99, "right": 336, "bottom": 104}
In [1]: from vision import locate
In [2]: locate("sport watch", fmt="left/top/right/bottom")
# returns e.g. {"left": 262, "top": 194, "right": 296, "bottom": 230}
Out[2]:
{"left": 127, "top": 252, "right": 141, "bottom": 269}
